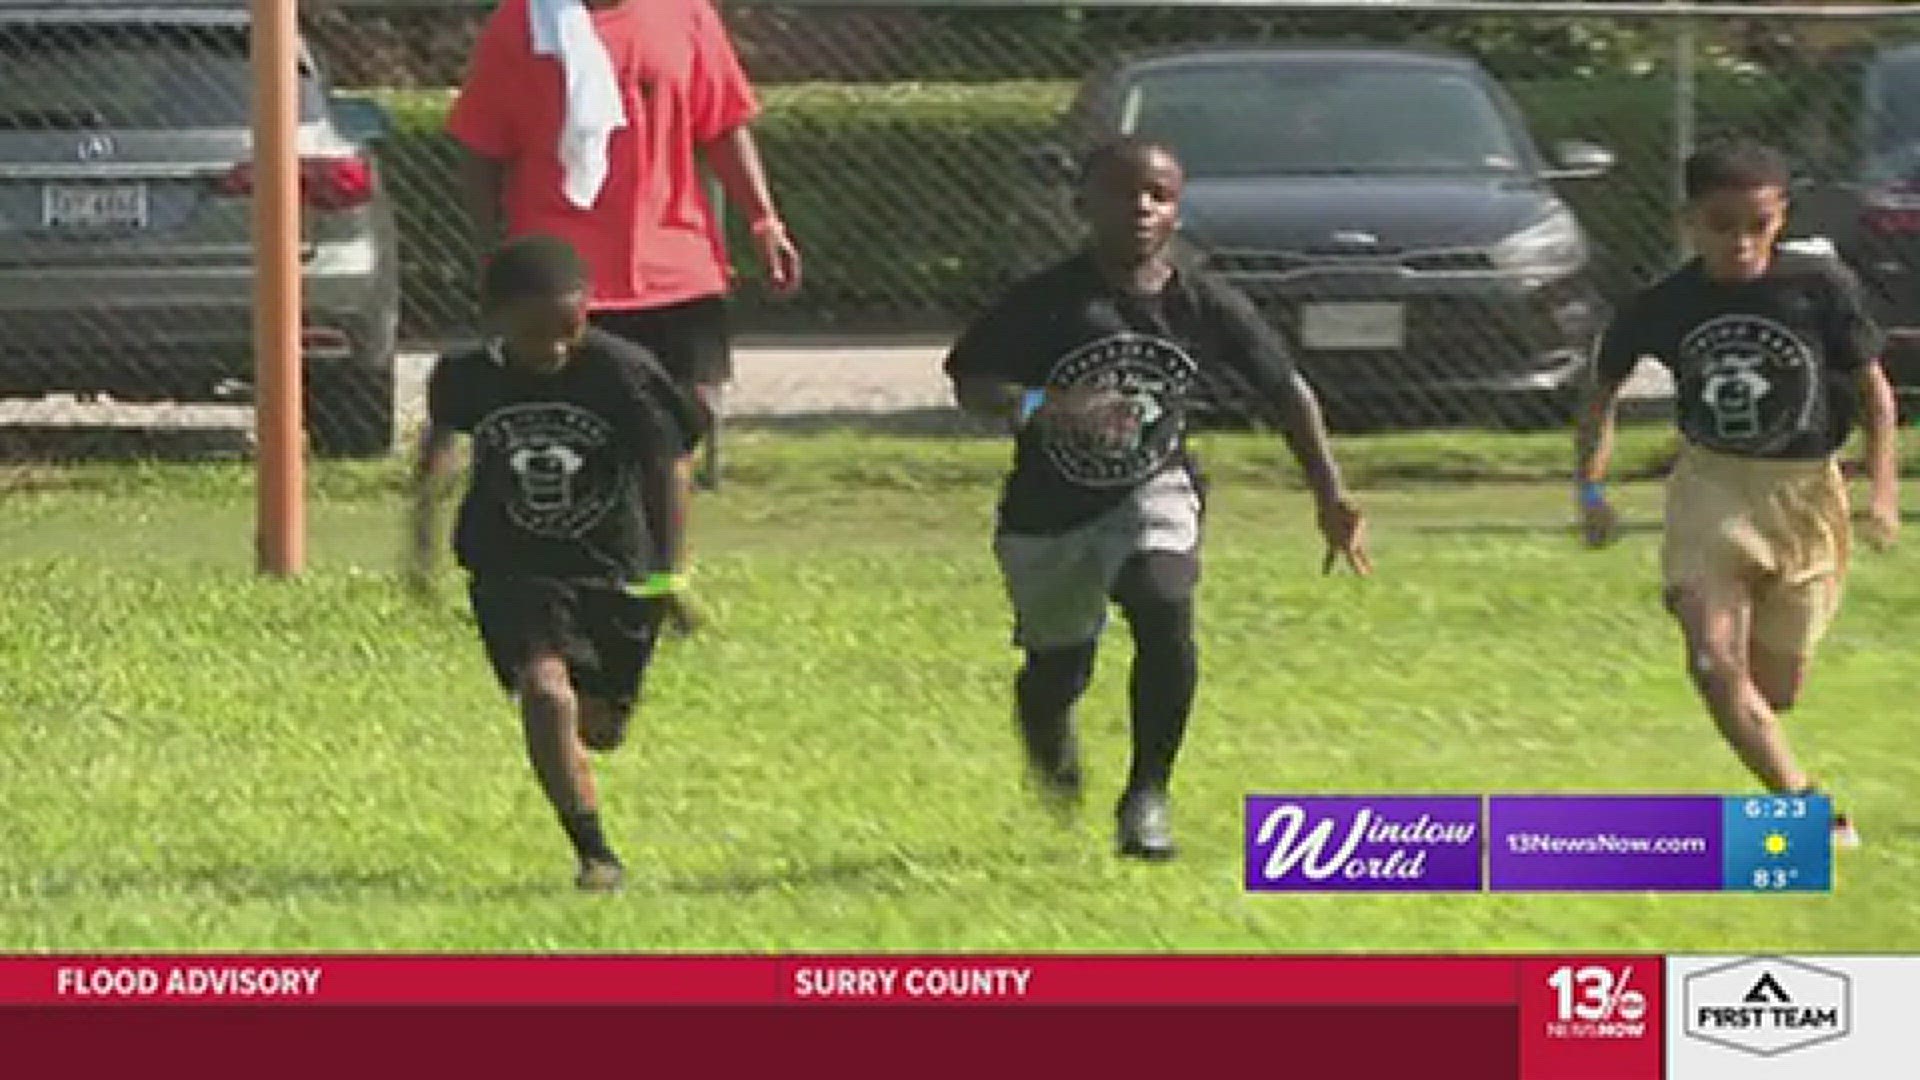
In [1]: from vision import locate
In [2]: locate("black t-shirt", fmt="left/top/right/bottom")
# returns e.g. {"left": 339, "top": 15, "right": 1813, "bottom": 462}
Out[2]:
{"left": 427, "top": 327, "right": 699, "bottom": 582}
{"left": 1595, "top": 247, "right": 1884, "bottom": 459}
{"left": 944, "top": 253, "right": 1304, "bottom": 535}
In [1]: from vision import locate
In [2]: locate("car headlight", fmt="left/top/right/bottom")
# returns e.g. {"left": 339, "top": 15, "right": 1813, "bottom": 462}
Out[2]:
{"left": 1490, "top": 211, "right": 1588, "bottom": 273}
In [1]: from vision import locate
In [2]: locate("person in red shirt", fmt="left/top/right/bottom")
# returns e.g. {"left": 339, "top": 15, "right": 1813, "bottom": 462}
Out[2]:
{"left": 449, "top": 0, "right": 798, "bottom": 491}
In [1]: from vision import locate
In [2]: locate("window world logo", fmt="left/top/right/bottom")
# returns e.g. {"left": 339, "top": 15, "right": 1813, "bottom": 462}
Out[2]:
{"left": 1243, "top": 797, "right": 1483, "bottom": 892}
{"left": 1684, "top": 957, "right": 1852, "bottom": 1057}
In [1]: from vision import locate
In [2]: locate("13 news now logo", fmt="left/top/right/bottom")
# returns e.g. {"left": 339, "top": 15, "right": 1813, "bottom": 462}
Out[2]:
{"left": 1543, "top": 963, "right": 1650, "bottom": 1040}
{"left": 1518, "top": 958, "right": 1663, "bottom": 1079}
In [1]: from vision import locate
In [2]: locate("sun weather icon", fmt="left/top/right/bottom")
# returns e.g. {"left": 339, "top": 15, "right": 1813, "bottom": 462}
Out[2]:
{"left": 1721, "top": 797, "right": 1831, "bottom": 891}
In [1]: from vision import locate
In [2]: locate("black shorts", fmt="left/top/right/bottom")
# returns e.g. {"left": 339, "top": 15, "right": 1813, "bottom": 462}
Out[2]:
{"left": 590, "top": 295, "right": 732, "bottom": 388}
{"left": 468, "top": 576, "right": 666, "bottom": 711}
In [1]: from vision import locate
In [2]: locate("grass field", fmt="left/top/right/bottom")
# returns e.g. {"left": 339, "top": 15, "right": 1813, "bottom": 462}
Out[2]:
{"left": 3, "top": 427, "right": 1918, "bottom": 953}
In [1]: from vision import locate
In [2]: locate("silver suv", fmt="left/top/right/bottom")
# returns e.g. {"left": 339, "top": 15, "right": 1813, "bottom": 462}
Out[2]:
{"left": 0, "top": 1, "right": 401, "bottom": 455}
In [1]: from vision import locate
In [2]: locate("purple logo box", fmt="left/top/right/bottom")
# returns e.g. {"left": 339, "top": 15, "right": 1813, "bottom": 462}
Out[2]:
{"left": 1487, "top": 796, "right": 1723, "bottom": 892}
{"left": 1244, "top": 796, "right": 1484, "bottom": 892}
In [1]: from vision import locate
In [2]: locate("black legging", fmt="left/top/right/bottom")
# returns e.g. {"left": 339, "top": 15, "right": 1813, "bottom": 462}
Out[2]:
{"left": 1016, "top": 551, "right": 1200, "bottom": 795}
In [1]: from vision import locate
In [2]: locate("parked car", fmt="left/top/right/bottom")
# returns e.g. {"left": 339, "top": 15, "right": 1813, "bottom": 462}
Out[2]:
{"left": 1782, "top": 41, "right": 1920, "bottom": 415}
{"left": 0, "top": 0, "right": 402, "bottom": 456}
{"left": 1027, "top": 45, "right": 1615, "bottom": 430}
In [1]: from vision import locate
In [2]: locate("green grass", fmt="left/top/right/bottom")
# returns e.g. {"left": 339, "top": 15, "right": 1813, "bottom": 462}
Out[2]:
{"left": 3, "top": 429, "right": 1918, "bottom": 952}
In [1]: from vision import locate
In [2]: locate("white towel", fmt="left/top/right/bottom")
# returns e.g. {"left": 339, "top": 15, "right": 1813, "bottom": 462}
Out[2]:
{"left": 529, "top": 0, "right": 627, "bottom": 210}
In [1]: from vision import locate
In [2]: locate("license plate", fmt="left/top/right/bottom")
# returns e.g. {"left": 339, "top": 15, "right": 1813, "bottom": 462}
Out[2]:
{"left": 1300, "top": 302, "right": 1406, "bottom": 351}
{"left": 42, "top": 184, "right": 149, "bottom": 229}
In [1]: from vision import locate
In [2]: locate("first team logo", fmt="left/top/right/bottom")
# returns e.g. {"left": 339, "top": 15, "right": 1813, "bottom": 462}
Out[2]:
{"left": 1678, "top": 315, "right": 1818, "bottom": 454}
{"left": 1042, "top": 333, "right": 1198, "bottom": 488}
{"left": 1683, "top": 957, "right": 1851, "bottom": 1057}
{"left": 473, "top": 403, "right": 624, "bottom": 539}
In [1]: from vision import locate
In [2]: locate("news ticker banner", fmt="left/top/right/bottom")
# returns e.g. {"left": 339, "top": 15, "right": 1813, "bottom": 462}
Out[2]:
{"left": 4, "top": 955, "right": 1916, "bottom": 1078}
{"left": 4, "top": 955, "right": 1641, "bottom": 1080}
{"left": 1245, "top": 794, "right": 1832, "bottom": 893}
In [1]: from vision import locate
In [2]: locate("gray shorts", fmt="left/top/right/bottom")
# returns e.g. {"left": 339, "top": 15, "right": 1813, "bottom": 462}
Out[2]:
{"left": 993, "top": 468, "right": 1203, "bottom": 649}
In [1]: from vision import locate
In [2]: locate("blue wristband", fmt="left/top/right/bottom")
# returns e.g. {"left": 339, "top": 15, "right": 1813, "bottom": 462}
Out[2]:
{"left": 1017, "top": 388, "right": 1046, "bottom": 424}
{"left": 1578, "top": 480, "right": 1606, "bottom": 509}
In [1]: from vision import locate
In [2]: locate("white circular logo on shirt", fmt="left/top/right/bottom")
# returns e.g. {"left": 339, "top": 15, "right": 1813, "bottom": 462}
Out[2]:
{"left": 1677, "top": 315, "right": 1819, "bottom": 454}
{"left": 473, "top": 403, "right": 625, "bottom": 538}
{"left": 1042, "top": 332, "right": 1198, "bottom": 488}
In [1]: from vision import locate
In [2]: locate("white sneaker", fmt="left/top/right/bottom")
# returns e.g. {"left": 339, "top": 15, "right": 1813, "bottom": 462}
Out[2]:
{"left": 1831, "top": 813, "right": 1862, "bottom": 851}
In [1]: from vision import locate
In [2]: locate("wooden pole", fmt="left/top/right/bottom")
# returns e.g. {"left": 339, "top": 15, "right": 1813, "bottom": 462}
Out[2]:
{"left": 253, "top": 0, "right": 305, "bottom": 576}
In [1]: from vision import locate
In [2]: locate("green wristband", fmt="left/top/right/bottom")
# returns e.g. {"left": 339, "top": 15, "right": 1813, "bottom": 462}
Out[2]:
{"left": 630, "top": 572, "right": 689, "bottom": 598}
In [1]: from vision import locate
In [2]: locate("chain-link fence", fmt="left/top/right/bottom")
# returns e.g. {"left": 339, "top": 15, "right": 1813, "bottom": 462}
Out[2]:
{"left": 0, "top": 2, "right": 397, "bottom": 460}
{"left": 2, "top": 0, "right": 1918, "bottom": 453}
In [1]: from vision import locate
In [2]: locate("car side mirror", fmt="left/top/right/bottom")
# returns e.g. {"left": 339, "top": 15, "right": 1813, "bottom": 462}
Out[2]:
{"left": 1544, "top": 140, "right": 1615, "bottom": 181}
{"left": 331, "top": 96, "right": 394, "bottom": 146}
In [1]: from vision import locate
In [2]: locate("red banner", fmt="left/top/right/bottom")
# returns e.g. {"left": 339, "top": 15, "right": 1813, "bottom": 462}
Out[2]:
{"left": 0, "top": 956, "right": 1523, "bottom": 1006}
{"left": 0, "top": 955, "right": 1663, "bottom": 1079}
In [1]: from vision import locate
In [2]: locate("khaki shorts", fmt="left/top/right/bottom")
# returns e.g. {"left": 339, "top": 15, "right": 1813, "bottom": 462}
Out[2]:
{"left": 1661, "top": 443, "right": 1851, "bottom": 655}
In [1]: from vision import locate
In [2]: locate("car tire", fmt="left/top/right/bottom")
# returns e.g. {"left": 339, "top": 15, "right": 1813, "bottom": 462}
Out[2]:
{"left": 305, "top": 366, "right": 395, "bottom": 458}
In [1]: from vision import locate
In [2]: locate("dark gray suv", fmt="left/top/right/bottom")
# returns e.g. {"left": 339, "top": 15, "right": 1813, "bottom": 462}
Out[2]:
{"left": 1035, "top": 45, "right": 1615, "bottom": 429}
{"left": 0, "top": 0, "right": 402, "bottom": 455}
{"left": 1785, "top": 41, "right": 1920, "bottom": 415}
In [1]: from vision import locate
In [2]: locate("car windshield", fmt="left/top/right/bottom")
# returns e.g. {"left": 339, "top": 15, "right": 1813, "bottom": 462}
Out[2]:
{"left": 0, "top": 23, "right": 322, "bottom": 130}
{"left": 1866, "top": 50, "right": 1920, "bottom": 158}
{"left": 1117, "top": 62, "right": 1527, "bottom": 178}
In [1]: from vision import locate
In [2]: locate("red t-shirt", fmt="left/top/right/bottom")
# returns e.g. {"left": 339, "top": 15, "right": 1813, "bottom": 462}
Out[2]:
{"left": 448, "top": 0, "right": 759, "bottom": 311}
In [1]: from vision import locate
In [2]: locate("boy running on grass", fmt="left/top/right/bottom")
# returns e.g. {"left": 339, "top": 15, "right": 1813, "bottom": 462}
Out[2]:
{"left": 1577, "top": 139, "right": 1900, "bottom": 847}
{"left": 945, "top": 136, "right": 1369, "bottom": 860}
{"left": 410, "top": 235, "right": 702, "bottom": 891}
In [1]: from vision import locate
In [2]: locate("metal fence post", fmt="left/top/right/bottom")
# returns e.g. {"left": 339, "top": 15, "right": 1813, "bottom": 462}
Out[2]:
{"left": 1672, "top": 0, "right": 1697, "bottom": 265}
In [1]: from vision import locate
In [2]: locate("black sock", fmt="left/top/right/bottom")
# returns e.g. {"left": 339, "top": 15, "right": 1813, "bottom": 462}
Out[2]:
{"left": 1016, "top": 643, "right": 1096, "bottom": 785}
{"left": 1125, "top": 631, "right": 1198, "bottom": 794}
{"left": 1114, "top": 553, "right": 1200, "bottom": 796}
{"left": 561, "top": 811, "right": 619, "bottom": 866}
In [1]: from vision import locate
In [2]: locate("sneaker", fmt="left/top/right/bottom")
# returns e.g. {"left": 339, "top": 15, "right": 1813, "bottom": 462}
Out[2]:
{"left": 575, "top": 858, "right": 626, "bottom": 893}
{"left": 1116, "top": 788, "right": 1177, "bottom": 861}
{"left": 1831, "top": 812, "right": 1862, "bottom": 851}
{"left": 1797, "top": 785, "right": 1862, "bottom": 851}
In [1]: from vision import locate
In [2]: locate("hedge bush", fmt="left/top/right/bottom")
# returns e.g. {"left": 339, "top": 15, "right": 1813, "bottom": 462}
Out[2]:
{"left": 361, "top": 75, "right": 1787, "bottom": 339}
